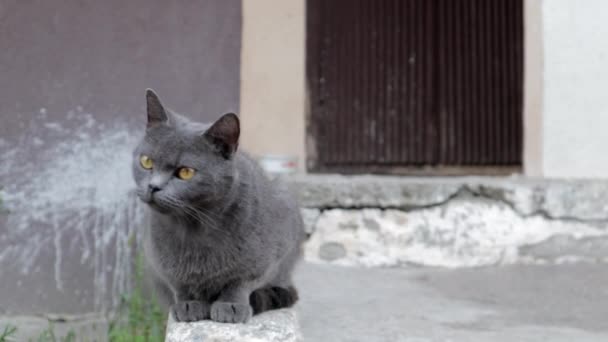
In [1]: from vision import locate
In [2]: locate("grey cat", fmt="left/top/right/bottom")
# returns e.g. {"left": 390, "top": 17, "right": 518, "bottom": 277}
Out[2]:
{"left": 132, "top": 89, "right": 305, "bottom": 323}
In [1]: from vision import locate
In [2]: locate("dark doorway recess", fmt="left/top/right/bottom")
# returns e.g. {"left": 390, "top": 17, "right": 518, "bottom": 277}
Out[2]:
{"left": 306, "top": 0, "right": 524, "bottom": 174}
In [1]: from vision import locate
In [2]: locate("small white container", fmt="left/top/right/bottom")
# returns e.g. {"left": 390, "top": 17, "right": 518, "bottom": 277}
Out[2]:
{"left": 258, "top": 155, "right": 298, "bottom": 175}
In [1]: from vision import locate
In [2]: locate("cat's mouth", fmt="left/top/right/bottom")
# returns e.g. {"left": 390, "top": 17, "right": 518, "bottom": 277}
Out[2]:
{"left": 147, "top": 198, "right": 174, "bottom": 214}
{"left": 137, "top": 190, "right": 172, "bottom": 213}
{"left": 147, "top": 200, "right": 172, "bottom": 214}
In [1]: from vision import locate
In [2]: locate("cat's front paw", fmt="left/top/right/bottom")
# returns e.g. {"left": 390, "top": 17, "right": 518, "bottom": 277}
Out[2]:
{"left": 210, "top": 301, "right": 252, "bottom": 323}
{"left": 172, "top": 300, "right": 209, "bottom": 322}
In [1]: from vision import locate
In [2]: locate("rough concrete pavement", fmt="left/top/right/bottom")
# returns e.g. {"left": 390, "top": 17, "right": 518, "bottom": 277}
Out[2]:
{"left": 296, "top": 263, "right": 608, "bottom": 341}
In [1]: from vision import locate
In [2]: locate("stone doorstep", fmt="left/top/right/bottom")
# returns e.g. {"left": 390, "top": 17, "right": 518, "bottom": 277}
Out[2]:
{"left": 287, "top": 174, "right": 608, "bottom": 220}
{"left": 291, "top": 175, "right": 608, "bottom": 268}
{"left": 165, "top": 309, "right": 302, "bottom": 342}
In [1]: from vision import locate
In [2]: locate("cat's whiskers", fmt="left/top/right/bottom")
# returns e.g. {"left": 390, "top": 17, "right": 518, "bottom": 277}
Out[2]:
{"left": 161, "top": 195, "right": 231, "bottom": 239}
{"left": 184, "top": 206, "right": 231, "bottom": 236}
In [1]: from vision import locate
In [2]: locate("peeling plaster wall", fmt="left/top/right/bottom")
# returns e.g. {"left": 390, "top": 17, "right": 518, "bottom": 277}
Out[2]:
{"left": 305, "top": 199, "right": 608, "bottom": 268}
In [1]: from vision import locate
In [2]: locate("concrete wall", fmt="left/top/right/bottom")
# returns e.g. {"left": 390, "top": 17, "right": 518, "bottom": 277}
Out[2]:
{"left": 239, "top": 0, "right": 307, "bottom": 171}
{"left": 541, "top": 0, "right": 608, "bottom": 178}
{"left": 0, "top": 0, "right": 241, "bottom": 315}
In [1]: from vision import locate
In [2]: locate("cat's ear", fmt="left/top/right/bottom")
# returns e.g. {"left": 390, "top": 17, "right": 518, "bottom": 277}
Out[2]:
{"left": 203, "top": 113, "right": 240, "bottom": 159}
{"left": 146, "top": 88, "right": 169, "bottom": 128}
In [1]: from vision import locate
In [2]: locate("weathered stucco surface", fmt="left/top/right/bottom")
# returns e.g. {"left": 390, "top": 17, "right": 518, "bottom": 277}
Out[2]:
{"left": 291, "top": 175, "right": 608, "bottom": 220}
{"left": 293, "top": 175, "right": 608, "bottom": 267}
{"left": 166, "top": 309, "right": 301, "bottom": 342}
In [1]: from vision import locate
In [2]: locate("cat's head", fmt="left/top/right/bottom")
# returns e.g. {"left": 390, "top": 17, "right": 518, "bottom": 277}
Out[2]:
{"left": 132, "top": 89, "right": 240, "bottom": 214}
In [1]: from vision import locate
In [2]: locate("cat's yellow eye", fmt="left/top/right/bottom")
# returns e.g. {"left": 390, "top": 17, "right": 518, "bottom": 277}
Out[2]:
{"left": 177, "top": 167, "right": 196, "bottom": 180}
{"left": 140, "top": 155, "right": 154, "bottom": 169}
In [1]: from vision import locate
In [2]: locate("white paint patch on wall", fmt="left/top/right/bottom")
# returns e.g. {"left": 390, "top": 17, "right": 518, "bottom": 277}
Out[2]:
{"left": 542, "top": 0, "right": 608, "bottom": 178}
{"left": 305, "top": 199, "right": 608, "bottom": 268}
{"left": 0, "top": 109, "right": 145, "bottom": 312}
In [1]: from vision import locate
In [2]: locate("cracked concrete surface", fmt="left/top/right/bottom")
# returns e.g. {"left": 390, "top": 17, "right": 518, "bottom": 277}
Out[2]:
{"left": 292, "top": 175, "right": 608, "bottom": 267}
{"left": 305, "top": 202, "right": 608, "bottom": 268}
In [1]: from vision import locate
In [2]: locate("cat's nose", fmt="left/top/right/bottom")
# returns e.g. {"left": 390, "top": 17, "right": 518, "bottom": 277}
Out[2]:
{"left": 148, "top": 184, "right": 161, "bottom": 193}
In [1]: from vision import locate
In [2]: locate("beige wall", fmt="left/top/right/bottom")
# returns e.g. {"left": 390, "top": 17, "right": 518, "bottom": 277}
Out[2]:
{"left": 523, "top": 0, "right": 544, "bottom": 177}
{"left": 239, "top": 0, "right": 307, "bottom": 171}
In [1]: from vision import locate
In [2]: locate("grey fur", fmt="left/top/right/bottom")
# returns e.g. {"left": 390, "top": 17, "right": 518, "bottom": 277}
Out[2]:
{"left": 132, "top": 89, "right": 305, "bottom": 323}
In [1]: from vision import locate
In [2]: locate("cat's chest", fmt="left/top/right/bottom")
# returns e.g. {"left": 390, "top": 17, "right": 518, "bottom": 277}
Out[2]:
{"left": 147, "top": 227, "right": 232, "bottom": 284}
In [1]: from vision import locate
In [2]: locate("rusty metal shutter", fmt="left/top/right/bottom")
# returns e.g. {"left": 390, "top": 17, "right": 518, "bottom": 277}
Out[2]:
{"left": 306, "top": 0, "right": 524, "bottom": 174}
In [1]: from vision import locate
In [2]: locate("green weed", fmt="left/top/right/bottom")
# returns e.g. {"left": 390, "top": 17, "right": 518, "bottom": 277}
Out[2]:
{"left": 31, "top": 324, "right": 75, "bottom": 342}
{"left": 0, "top": 325, "right": 17, "bottom": 342}
{"left": 1, "top": 246, "right": 165, "bottom": 342}
{"left": 0, "top": 187, "right": 5, "bottom": 212}
{"left": 0, "top": 324, "right": 75, "bottom": 342}
{"left": 108, "top": 253, "right": 166, "bottom": 342}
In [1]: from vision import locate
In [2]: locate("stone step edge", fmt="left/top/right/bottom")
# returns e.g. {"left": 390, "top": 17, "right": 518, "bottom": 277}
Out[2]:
{"left": 165, "top": 308, "right": 302, "bottom": 342}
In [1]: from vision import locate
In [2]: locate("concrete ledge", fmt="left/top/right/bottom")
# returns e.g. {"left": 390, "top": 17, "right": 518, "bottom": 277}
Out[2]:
{"left": 288, "top": 175, "right": 608, "bottom": 268}
{"left": 166, "top": 309, "right": 302, "bottom": 342}
{"left": 288, "top": 174, "right": 608, "bottom": 220}
{"left": 0, "top": 314, "right": 108, "bottom": 341}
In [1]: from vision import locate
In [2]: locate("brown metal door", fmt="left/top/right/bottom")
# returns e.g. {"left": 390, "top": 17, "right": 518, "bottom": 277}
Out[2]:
{"left": 306, "top": 0, "right": 524, "bottom": 174}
